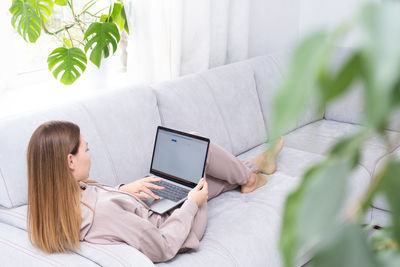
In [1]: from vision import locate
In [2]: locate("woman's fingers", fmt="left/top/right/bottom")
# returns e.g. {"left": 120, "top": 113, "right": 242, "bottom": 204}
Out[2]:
{"left": 141, "top": 186, "right": 160, "bottom": 199}
{"left": 144, "top": 176, "right": 162, "bottom": 182}
{"left": 144, "top": 182, "right": 164, "bottom": 190}
{"left": 134, "top": 193, "right": 149, "bottom": 199}
{"left": 194, "top": 178, "right": 205, "bottom": 190}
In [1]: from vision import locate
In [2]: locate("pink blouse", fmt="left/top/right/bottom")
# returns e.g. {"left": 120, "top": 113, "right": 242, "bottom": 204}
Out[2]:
{"left": 78, "top": 181, "right": 208, "bottom": 263}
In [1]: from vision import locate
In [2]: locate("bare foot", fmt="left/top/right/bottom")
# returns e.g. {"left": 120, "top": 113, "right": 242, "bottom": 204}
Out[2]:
{"left": 253, "top": 136, "right": 284, "bottom": 174}
{"left": 241, "top": 172, "right": 267, "bottom": 194}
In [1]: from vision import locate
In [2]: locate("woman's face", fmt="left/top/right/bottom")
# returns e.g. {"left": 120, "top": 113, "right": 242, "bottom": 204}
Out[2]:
{"left": 68, "top": 135, "right": 91, "bottom": 182}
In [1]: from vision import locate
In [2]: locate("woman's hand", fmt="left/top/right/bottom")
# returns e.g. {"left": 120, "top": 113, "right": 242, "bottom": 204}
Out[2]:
{"left": 119, "top": 176, "right": 165, "bottom": 199}
{"left": 187, "top": 178, "right": 208, "bottom": 207}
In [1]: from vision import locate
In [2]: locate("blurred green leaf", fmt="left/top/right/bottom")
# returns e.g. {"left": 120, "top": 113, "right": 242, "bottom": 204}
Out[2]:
{"left": 280, "top": 158, "right": 353, "bottom": 267}
{"left": 311, "top": 224, "right": 378, "bottom": 267}
{"left": 371, "top": 227, "right": 398, "bottom": 253}
{"left": 377, "top": 251, "right": 400, "bottom": 267}
{"left": 328, "top": 131, "right": 367, "bottom": 167}
{"left": 376, "top": 161, "right": 400, "bottom": 244}
{"left": 47, "top": 47, "right": 87, "bottom": 85}
{"left": 359, "top": 3, "right": 400, "bottom": 129}
{"left": 318, "top": 51, "right": 362, "bottom": 108}
{"left": 271, "top": 31, "right": 335, "bottom": 139}
{"left": 84, "top": 22, "right": 120, "bottom": 68}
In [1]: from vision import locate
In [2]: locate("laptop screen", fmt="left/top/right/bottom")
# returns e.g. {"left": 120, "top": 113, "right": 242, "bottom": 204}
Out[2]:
{"left": 150, "top": 128, "right": 209, "bottom": 185}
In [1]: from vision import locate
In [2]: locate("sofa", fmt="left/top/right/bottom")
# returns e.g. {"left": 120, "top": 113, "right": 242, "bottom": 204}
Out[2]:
{"left": 0, "top": 48, "right": 398, "bottom": 266}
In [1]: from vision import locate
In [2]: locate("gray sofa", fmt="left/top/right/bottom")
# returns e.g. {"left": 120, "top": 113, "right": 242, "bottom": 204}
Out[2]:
{"left": 0, "top": 49, "right": 398, "bottom": 266}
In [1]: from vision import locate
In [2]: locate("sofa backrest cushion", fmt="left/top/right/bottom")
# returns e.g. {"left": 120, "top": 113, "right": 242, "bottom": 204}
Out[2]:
{"left": 153, "top": 62, "right": 267, "bottom": 156}
{"left": 324, "top": 46, "right": 400, "bottom": 132}
{"left": 246, "top": 50, "right": 324, "bottom": 136}
{"left": 0, "top": 86, "right": 160, "bottom": 208}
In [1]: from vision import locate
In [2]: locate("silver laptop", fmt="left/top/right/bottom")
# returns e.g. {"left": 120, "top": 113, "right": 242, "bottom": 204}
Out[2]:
{"left": 142, "top": 126, "right": 210, "bottom": 214}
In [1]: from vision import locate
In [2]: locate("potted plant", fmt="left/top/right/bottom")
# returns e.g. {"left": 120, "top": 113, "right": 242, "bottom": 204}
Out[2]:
{"left": 9, "top": 0, "right": 130, "bottom": 85}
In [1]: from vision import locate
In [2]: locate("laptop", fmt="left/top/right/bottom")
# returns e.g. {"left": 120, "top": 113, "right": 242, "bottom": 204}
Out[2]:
{"left": 142, "top": 126, "right": 210, "bottom": 214}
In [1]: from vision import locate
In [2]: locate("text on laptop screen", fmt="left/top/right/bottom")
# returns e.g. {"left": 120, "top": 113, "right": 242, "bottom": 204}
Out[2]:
{"left": 151, "top": 129, "right": 208, "bottom": 184}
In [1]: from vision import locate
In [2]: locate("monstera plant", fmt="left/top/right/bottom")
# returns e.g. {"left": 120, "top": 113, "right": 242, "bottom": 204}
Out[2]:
{"left": 9, "top": 0, "right": 129, "bottom": 85}
{"left": 272, "top": 2, "right": 400, "bottom": 267}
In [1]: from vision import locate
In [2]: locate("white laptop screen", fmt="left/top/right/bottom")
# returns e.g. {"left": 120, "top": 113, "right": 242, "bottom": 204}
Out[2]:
{"left": 151, "top": 129, "right": 208, "bottom": 184}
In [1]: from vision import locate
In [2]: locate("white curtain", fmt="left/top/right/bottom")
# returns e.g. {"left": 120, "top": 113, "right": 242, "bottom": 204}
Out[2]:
{"left": 126, "top": 0, "right": 250, "bottom": 84}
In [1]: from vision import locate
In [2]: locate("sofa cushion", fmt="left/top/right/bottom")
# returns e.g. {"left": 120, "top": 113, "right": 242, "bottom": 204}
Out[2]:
{"left": 0, "top": 86, "right": 160, "bottom": 208}
{"left": 0, "top": 223, "right": 99, "bottom": 267}
{"left": 0, "top": 206, "right": 155, "bottom": 267}
{"left": 324, "top": 46, "right": 400, "bottom": 132}
{"left": 199, "top": 61, "right": 267, "bottom": 155}
{"left": 152, "top": 74, "right": 234, "bottom": 153}
{"left": 0, "top": 104, "right": 115, "bottom": 208}
{"left": 79, "top": 85, "right": 161, "bottom": 185}
{"left": 238, "top": 144, "right": 325, "bottom": 178}
{"left": 156, "top": 171, "right": 298, "bottom": 267}
{"left": 246, "top": 52, "right": 324, "bottom": 137}
{"left": 283, "top": 119, "right": 400, "bottom": 174}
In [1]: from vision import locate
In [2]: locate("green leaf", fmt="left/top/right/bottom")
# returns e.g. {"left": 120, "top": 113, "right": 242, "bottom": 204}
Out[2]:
{"left": 121, "top": 4, "right": 130, "bottom": 34}
{"left": 311, "top": 224, "right": 378, "bottom": 267}
{"left": 55, "top": 0, "right": 67, "bottom": 6}
{"left": 329, "top": 130, "right": 367, "bottom": 167}
{"left": 9, "top": 0, "right": 54, "bottom": 43}
{"left": 280, "top": 158, "right": 353, "bottom": 267}
{"left": 377, "top": 251, "right": 400, "bottom": 267}
{"left": 63, "top": 37, "right": 72, "bottom": 48}
{"left": 111, "top": 3, "right": 124, "bottom": 31}
{"left": 47, "top": 47, "right": 87, "bottom": 85}
{"left": 359, "top": 3, "right": 400, "bottom": 129}
{"left": 9, "top": 0, "right": 42, "bottom": 43}
{"left": 319, "top": 51, "right": 363, "bottom": 108}
{"left": 270, "top": 31, "right": 334, "bottom": 139}
{"left": 84, "top": 22, "right": 120, "bottom": 68}
{"left": 376, "top": 160, "right": 400, "bottom": 244}
{"left": 34, "top": 0, "right": 53, "bottom": 23}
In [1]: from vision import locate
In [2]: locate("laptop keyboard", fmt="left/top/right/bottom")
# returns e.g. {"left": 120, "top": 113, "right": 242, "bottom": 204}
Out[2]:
{"left": 151, "top": 180, "right": 190, "bottom": 202}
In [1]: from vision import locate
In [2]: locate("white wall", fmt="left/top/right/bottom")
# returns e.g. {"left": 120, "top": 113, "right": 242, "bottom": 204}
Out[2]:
{"left": 248, "top": 0, "right": 300, "bottom": 56}
{"left": 299, "top": 0, "right": 379, "bottom": 48}
{"left": 248, "top": 0, "right": 379, "bottom": 58}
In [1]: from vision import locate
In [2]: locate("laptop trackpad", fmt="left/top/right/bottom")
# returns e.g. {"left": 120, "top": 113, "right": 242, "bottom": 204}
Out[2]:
{"left": 150, "top": 198, "right": 177, "bottom": 214}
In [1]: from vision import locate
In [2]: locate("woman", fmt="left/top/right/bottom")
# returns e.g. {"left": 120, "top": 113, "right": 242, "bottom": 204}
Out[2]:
{"left": 27, "top": 121, "right": 284, "bottom": 262}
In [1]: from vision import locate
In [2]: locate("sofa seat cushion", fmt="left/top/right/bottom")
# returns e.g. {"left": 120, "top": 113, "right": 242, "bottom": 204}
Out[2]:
{"left": 283, "top": 119, "right": 400, "bottom": 175}
{"left": 157, "top": 140, "right": 371, "bottom": 267}
{"left": 0, "top": 206, "right": 155, "bottom": 267}
{"left": 0, "top": 223, "right": 99, "bottom": 267}
{"left": 156, "top": 171, "right": 300, "bottom": 267}
{"left": 237, "top": 142, "right": 371, "bottom": 219}
{"left": 237, "top": 144, "right": 325, "bottom": 178}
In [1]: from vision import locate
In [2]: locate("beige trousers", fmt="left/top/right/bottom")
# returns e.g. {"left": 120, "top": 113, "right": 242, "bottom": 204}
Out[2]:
{"left": 189, "top": 131, "right": 259, "bottom": 200}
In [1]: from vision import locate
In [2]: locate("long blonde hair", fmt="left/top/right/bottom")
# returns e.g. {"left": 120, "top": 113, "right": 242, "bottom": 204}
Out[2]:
{"left": 27, "top": 121, "right": 82, "bottom": 253}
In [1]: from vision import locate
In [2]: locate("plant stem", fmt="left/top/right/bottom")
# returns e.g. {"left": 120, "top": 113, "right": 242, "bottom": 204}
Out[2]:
{"left": 42, "top": 22, "right": 75, "bottom": 35}
{"left": 65, "top": 26, "right": 74, "bottom": 47}
{"left": 68, "top": 0, "right": 76, "bottom": 19}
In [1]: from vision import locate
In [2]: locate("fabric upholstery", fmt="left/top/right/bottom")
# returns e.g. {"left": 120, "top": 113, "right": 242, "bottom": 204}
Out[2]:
{"left": 284, "top": 120, "right": 400, "bottom": 174}
{"left": 198, "top": 61, "right": 267, "bottom": 155}
{"left": 246, "top": 52, "right": 324, "bottom": 137}
{"left": 79, "top": 85, "right": 161, "bottom": 185}
{"left": 0, "top": 223, "right": 99, "bottom": 266}
{"left": 152, "top": 74, "right": 233, "bottom": 153}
